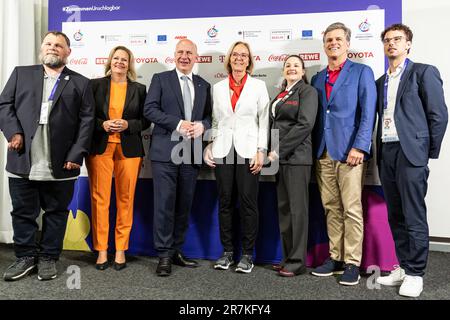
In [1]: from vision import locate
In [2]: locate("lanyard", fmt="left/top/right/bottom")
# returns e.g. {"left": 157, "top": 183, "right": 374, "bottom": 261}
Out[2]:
{"left": 48, "top": 78, "right": 61, "bottom": 101}
{"left": 383, "top": 58, "right": 409, "bottom": 109}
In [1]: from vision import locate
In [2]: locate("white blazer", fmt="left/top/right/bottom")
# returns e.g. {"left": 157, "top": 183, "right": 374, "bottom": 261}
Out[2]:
{"left": 211, "top": 75, "right": 270, "bottom": 159}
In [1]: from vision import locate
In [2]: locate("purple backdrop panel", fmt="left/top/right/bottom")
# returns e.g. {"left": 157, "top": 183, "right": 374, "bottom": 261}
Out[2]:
{"left": 49, "top": 0, "right": 401, "bottom": 30}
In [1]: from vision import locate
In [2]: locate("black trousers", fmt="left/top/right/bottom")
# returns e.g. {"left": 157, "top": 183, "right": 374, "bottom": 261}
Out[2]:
{"left": 379, "top": 142, "right": 429, "bottom": 276}
{"left": 214, "top": 151, "right": 259, "bottom": 255}
{"left": 276, "top": 165, "right": 311, "bottom": 273}
{"left": 8, "top": 178, "right": 75, "bottom": 259}
{"left": 151, "top": 161, "right": 199, "bottom": 258}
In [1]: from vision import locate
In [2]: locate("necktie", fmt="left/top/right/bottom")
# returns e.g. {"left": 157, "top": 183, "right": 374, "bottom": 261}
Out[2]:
{"left": 181, "top": 75, "right": 192, "bottom": 121}
{"left": 276, "top": 90, "right": 289, "bottom": 100}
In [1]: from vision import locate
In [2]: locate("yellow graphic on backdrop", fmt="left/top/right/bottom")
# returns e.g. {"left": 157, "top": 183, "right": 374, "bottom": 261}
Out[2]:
{"left": 63, "top": 209, "right": 92, "bottom": 251}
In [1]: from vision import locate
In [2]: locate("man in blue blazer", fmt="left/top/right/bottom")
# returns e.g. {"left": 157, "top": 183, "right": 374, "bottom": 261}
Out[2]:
{"left": 375, "top": 24, "right": 448, "bottom": 298}
{"left": 310, "top": 23, "right": 377, "bottom": 286}
{"left": 144, "top": 39, "right": 212, "bottom": 276}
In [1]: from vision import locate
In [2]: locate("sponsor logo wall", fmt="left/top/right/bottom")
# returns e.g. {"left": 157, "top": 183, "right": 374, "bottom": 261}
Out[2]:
{"left": 63, "top": 10, "right": 385, "bottom": 94}
{"left": 63, "top": 10, "right": 385, "bottom": 183}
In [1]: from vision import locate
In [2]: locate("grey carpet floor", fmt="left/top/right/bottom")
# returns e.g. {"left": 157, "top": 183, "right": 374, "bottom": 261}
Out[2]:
{"left": 0, "top": 244, "right": 449, "bottom": 300}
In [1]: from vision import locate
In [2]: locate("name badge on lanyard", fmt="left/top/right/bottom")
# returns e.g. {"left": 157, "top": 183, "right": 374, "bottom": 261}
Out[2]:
{"left": 382, "top": 59, "right": 409, "bottom": 142}
{"left": 39, "top": 78, "right": 60, "bottom": 125}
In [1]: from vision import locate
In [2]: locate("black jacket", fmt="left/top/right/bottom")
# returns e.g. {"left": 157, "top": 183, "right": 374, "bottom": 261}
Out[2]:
{"left": 0, "top": 65, "right": 95, "bottom": 178}
{"left": 269, "top": 80, "right": 318, "bottom": 165}
{"left": 89, "top": 76, "right": 150, "bottom": 157}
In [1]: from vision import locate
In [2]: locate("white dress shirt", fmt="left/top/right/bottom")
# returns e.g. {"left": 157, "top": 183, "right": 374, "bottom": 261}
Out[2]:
{"left": 382, "top": 61, "right": 406, "bottom": 142}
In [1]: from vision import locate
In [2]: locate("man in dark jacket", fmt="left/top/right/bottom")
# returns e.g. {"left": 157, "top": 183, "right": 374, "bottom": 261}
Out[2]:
{"left": 375, "top": 24, "right": 448, "bottom": 298}
{"left": 0, "top": 31, "right": 94, "bottom": 281}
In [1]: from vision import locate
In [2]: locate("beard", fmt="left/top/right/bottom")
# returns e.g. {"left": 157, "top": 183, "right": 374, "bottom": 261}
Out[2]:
{"left": 39, "top": 53, "right": 66, "bottom": 68}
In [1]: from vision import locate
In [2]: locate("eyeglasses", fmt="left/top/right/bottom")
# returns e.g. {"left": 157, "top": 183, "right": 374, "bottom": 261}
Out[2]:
{"left": 231, "top": 52, "right": 249, "bottom": 59}
{"left": 382, "top": 36, "right": 405, "bottom": 44}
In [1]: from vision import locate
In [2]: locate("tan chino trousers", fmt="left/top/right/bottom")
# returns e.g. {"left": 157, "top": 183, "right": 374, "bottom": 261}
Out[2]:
{"left": 315, "top": 151, "right": 366, "bottom": 266}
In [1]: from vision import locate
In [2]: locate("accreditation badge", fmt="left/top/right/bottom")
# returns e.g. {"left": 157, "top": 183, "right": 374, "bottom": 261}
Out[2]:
{"left": 39, "top": 101, "right": 52, "bottom": 124}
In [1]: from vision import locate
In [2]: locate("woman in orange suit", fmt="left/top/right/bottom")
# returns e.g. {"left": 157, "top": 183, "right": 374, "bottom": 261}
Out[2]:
{"left": 87, "top": 46, "right": 150, "bottom": 271}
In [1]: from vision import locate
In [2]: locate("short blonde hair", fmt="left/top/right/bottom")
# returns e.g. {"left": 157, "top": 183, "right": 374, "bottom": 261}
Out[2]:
{"left": 104, "top": 46, "right": 137, "bottom": 81}
{"left": 224, "top": 41, "right": 254, "bottom": 74}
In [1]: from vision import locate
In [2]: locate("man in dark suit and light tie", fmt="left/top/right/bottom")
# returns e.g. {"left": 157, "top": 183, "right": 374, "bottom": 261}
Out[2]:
{"left": 144, "top": 39, "right": 212, "bottom": 276}
{"left": 375, "top": 24, "right": 448, "bottom": 298}
{"left": 0, "top": 31, "right": 94, "bottom": 281}
{"left": 310, "top": 22, "right": 377, "bottom": 286}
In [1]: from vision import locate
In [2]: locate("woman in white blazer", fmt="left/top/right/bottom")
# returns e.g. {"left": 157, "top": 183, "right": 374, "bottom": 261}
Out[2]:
{"left": 204, "top": 41, "right": 269, "bottom": 273}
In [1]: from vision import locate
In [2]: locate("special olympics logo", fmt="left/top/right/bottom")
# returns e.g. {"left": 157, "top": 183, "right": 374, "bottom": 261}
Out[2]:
{"left": 359, "top": 19, "right": 370, "bottom": 32}
{"left": 207, "top": 25, "right": 218, "bottom": 38}
{"left": 73, "top": 30, "right": 83, "bottom": 41}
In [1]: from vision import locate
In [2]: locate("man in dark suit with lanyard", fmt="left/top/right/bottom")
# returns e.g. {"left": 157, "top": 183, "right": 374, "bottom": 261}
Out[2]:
{"left": 375, "top": 24, "right": 448, "bottom": 297}
{"left": 0, "top": 31, "right": 94, "bottom": 281}
{"left": 144, "top": 39, "right": 212, "bottom": 276}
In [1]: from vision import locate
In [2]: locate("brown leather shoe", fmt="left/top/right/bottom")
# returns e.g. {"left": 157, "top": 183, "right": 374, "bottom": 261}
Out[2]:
{"left": 272, "top": 264, "right": 283, "bottom": 271}
{"left": 279, "top": 268, "right": 296, "bottom": 277}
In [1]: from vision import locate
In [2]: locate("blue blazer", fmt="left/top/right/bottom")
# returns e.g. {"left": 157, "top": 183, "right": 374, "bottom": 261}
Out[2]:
{"left": 376, "top": 61, "right": 448, "bottom": 167}
{"left": 143, "top": 69, "right": 212, "bottom": 162}
{"left": 312, "top": 60, "right": 377, "bottom": 161}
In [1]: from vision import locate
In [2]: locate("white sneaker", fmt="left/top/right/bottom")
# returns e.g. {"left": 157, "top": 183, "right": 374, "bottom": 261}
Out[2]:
{"left": 399, "top": 275, "right": 423, "bottom": 298}
{"left": 376, "top": 265, "right": 405, "bottom": 286}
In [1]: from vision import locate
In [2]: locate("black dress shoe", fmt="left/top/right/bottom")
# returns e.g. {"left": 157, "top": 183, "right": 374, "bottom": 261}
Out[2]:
{"left": 156, "top": 257, "right": 172, "bottom": 276}
{"left": 173, "top": 252, "right": 199, "bottom": 268}
{"left": 113, "top": 261, "right": 127, "bottom": 271}
{"left": 95, "top": 261, "right": 109, "bottom": 271}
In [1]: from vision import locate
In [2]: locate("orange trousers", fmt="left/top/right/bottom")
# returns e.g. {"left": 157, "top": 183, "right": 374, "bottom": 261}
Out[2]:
{"left": 86, "top": 143, "right": 142, "bottom": 251}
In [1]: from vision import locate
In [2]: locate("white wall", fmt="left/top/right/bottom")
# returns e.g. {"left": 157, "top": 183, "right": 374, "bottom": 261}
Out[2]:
{"left": 403, "top": 0, "right": 450, "bottom": 238}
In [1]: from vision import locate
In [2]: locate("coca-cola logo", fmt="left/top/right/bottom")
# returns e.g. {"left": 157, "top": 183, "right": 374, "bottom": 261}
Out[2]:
{"left": 268, "top": 54, "right": 289, "bottom": 62}
{"left": 135, "top": 57, "right": 158, "bottom": 64}
{"left": 348, "top": 52, "right": 374, "bottom": 59}
{"left": 69, "top": 58, "right": 88, "bottom": 65}
{"left": 165, "top": 57, "right": 175, "bottom": 64}
{"left": 175, "top": 35, "right": 187, "bottom": 40}
{"left": 95, "top": 57, "right": 108, "bottom": 65}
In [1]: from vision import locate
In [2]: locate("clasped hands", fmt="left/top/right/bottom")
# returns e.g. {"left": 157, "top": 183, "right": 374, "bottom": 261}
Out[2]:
{"left": 103, "top": 119, "right": 129, "bottom": 133}
{"left": 179, "top": 120, "right": 204, "bottom": 139}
